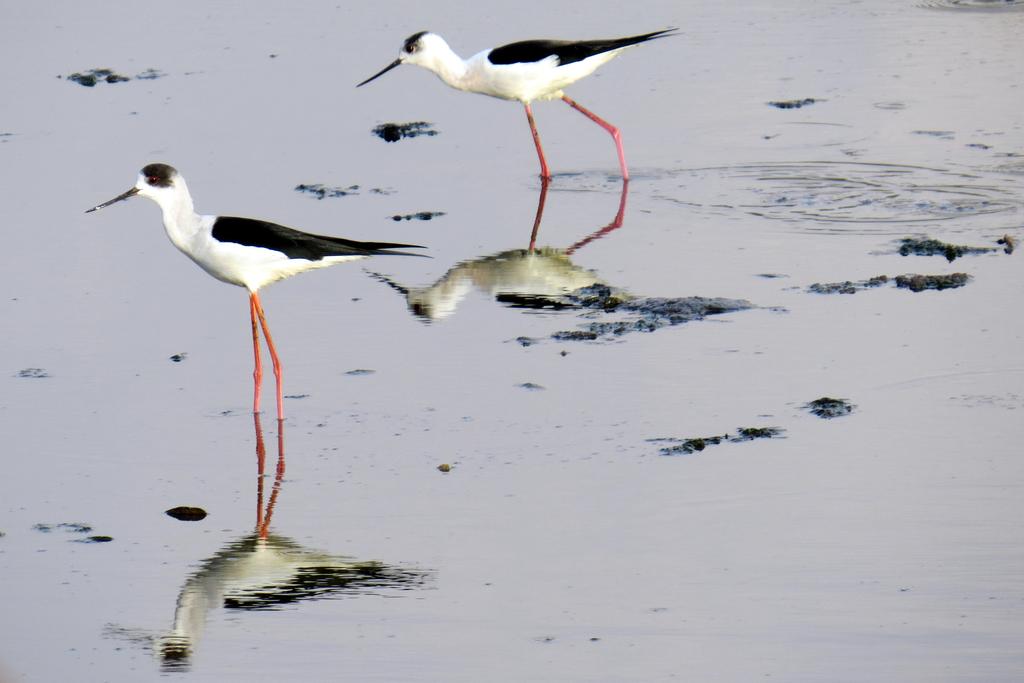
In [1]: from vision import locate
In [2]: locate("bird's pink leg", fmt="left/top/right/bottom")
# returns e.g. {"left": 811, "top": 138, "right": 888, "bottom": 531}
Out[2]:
{"left": 561, "top": 95, "right": 629, "bottom": 180}
{"left": 523, "top": 103, "right": 552, "bottom": 179}
{"left": 249, "top": 293, "right": 263, "bottom": 415}
{"left": 251, "top": 292, "right": 284, "bottom": 421}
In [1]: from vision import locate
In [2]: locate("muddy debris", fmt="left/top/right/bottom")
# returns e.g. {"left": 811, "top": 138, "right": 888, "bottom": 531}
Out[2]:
{"left": 515, "top": 337, "right": 538, "bottom": 347}
{"left": 63, "top": 68, "right": 164, "bottom": 87}
{"left": 437, "top": 463, "right": 452, "bottom": 473}
{"left": 169, "top": 352, "right": 187, "bottom": 363}
{"left": 73, "top": 535, "right": 114, "bottom": 543}
{"left": 372, "top": 121, "right": 439, "bottom": 142}
{"left": 518, "top": 382, "right": 545, "bottom": 391}
{"left": 895, "top": 273, "right": 970, "bottom": 292}
{"left": 390, "top": 211, "right": 445, "bottom": 221}
{"left": 165, "top": 507, "right": 208, "bottom": 521}
{"left": 548, "top": 285, "right": 753, "bottom": 342}
{"left": 998, "top": 234, "right": 1016, "bottom": 254}
{"left": 808, "top": 276, "right": 889, "bottom": 295}
{"left": 345, "top": 368, "right": 375, "bottom": 376}
{"left": 897, "top": 237, "right": 995, "bottom": 261}
{"left": 16, "top": 367, "right": 51, "bottom": 378}
{"left": 767, "top": 98, "right": 818, "bottom": 109}
{"left": 33, "top": 522, "right": 92, "bottom": 534}
{"left": 294, "top": 183, "right": 360, "bottom": 199}
{"left": 654, "top": 426, "right": 785, "bottom": 456}
{"left": 804, "top": 397, "right": 854, "bottom": 419}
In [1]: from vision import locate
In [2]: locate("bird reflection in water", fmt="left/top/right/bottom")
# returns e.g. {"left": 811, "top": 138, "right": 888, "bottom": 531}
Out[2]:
{"left": 145, "top": 415, "right": 428, "bottom": 671}
{"left": 375, "top": 178, "right": 629, "bottom": 321}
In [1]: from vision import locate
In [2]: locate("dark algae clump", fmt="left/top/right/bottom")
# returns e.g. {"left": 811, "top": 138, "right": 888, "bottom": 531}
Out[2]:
{"left": 767, "top": 98, "right": 818, "bottom": 109}
{"left": 64, "top": 68, "right": 164, "bottom": 87}
{"left": 808, "top": 276, "right": 889, "bottom": 295}
{"left": 895, "top": 273, "right": 970, "bottom": 292}
{"left": 550, "top": 285, "right": 753, "bottom": 342}
{"left": 654, "top": 427, "right": 785, "bottom": 455}
{"left": 804, "top": 397, "right": 854, "bottom": 419}
{"left": 372, "top": 121, "right": 439, "bottom": 142}
{"left": 897, "top": 237, "right": 994, "bottom": 262}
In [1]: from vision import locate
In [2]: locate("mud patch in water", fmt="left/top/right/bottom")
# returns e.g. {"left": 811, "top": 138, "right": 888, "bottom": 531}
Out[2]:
{"left": 809, "top": 272, "right": 971, "bottom": 293}
{"left": 804, "top": 397, "right": 855, "bottom": 419}
{"left": 549, "top": 285, "right": 753, "bottom": 342}
{"left": 63, "top": 68, "right": 165, "bottom": 87}
{"left": 15, "top": 367, "right": 51, "bottom": 378}
{"left": 808, "top": 276, "right": 889, "bottom": 294}
{"left": 895, "top": 272, "right": 971, "bottom": 291}
{"left": 652, "top": 426, "right": 785, "bottom": 456}
{"left": 897, "top": 237, "right": 997, "bottom": 261}
{"left": 372, "top": 121, "right": 438, "bottom": 142}
{"left": 767, "top": 98, "right": 818, "bottom": 109}
{"left": 294, "top": 183, "right": 360, "bottom": 199}
{"left": 390, "top": 211, "right": 445, "bottom": 221}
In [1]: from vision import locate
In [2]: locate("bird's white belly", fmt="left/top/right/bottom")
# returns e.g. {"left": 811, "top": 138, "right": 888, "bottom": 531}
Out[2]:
{"left": 182, "top": 238, "right": 364, "bottom": 292}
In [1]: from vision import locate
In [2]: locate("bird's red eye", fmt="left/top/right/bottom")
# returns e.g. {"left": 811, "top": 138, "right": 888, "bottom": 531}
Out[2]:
{"left": 147, "top": 176, "right": 158, "bottom": 184}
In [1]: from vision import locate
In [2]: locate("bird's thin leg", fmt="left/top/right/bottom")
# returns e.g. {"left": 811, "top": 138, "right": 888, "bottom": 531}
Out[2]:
{"left": 249, "top": 293, "right": 263, "bottom": 415}
{"left": 523, "top": 103, "right": 552, "bottom": 180}
{"left": 561, "top": 95, "right": 629, "bottom": 180}
{"left": 251, "top": 291, "right": 284, "bottom": 421}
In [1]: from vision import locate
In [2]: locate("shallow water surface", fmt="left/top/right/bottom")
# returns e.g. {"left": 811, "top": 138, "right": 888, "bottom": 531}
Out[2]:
{"left": 1, "top": 1, "right": 1022, "bottom": 681}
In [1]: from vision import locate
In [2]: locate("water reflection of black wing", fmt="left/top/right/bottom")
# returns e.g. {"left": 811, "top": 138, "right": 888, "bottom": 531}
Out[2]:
{"left": 157, "top": 533, "right": 427, "bottom": 669}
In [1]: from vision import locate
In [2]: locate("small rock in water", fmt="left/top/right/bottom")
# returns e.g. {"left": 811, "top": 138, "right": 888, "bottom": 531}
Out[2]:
{"left": 165, "top": 507, "right": 208, "bottom": 521}
{"left": 437, "top": 463, "right": 452, "bottom": 473}
{"left": 169, "top": 352, "right": 187, "bottom": 363}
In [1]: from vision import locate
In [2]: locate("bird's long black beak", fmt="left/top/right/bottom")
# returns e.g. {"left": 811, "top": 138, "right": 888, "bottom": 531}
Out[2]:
{"left": 357, "top": 58, "right": 403, "bottom": 87}
{"left": 85, "top": 186, "right": 140, "bottom": 213}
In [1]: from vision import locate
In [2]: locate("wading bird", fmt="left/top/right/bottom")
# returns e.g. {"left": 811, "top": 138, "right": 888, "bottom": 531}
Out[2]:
{"left": 358, "top": 29, "right": 676, "bottom": 180}
{"left": 86, "top": 163, "right": 423, "bottom": 420}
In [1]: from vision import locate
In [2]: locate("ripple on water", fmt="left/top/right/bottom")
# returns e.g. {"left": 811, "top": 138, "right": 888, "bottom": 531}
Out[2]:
{"left": 654, "top": 161, "right": 1021, "bottom": 234}
{"left": 918, "top": 0, "right": 1024, "bottom": 11}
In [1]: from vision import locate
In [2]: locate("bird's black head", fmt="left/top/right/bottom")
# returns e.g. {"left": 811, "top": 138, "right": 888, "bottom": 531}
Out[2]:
{"left": 141, "top": 163, "right": 177, "bottom": 188}
{"left": 403, "top": 31, "right": 429, "bottom": 54}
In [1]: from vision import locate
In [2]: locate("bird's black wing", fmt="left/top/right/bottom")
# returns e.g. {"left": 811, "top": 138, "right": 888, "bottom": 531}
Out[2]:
{"left": 487, "top": 28, "right": 677, "bottom": 67}
{"left": 211, "top": 217, "right": 425, "bottom": 260}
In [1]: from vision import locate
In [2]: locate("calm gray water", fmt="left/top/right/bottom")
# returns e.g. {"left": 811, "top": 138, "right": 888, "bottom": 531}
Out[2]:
{"left": 1, "top": 1, "right": 1022, "bottom": 681}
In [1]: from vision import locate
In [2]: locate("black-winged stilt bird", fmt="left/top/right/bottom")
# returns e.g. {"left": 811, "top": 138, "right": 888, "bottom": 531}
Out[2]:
{"left": 357, "top": 28, "right": 676, "bottom": 180}
{"left": 86, "top": 163, "right": 423, "bottom": 421}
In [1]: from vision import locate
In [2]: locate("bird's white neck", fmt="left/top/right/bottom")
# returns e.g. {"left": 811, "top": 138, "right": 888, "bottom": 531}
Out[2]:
{"left": 153, "top": 180, "right": 203, "bottom": 250}
{"left": 416, "top": 38, "right": 471, "bottom": 90}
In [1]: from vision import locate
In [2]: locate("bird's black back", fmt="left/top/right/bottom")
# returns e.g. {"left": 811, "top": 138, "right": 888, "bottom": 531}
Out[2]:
{"left": 211, "top": 217, "right": 424, "bottom": 260}
{"left": 487, "top": 28, "right": 676, "bottom": 67}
